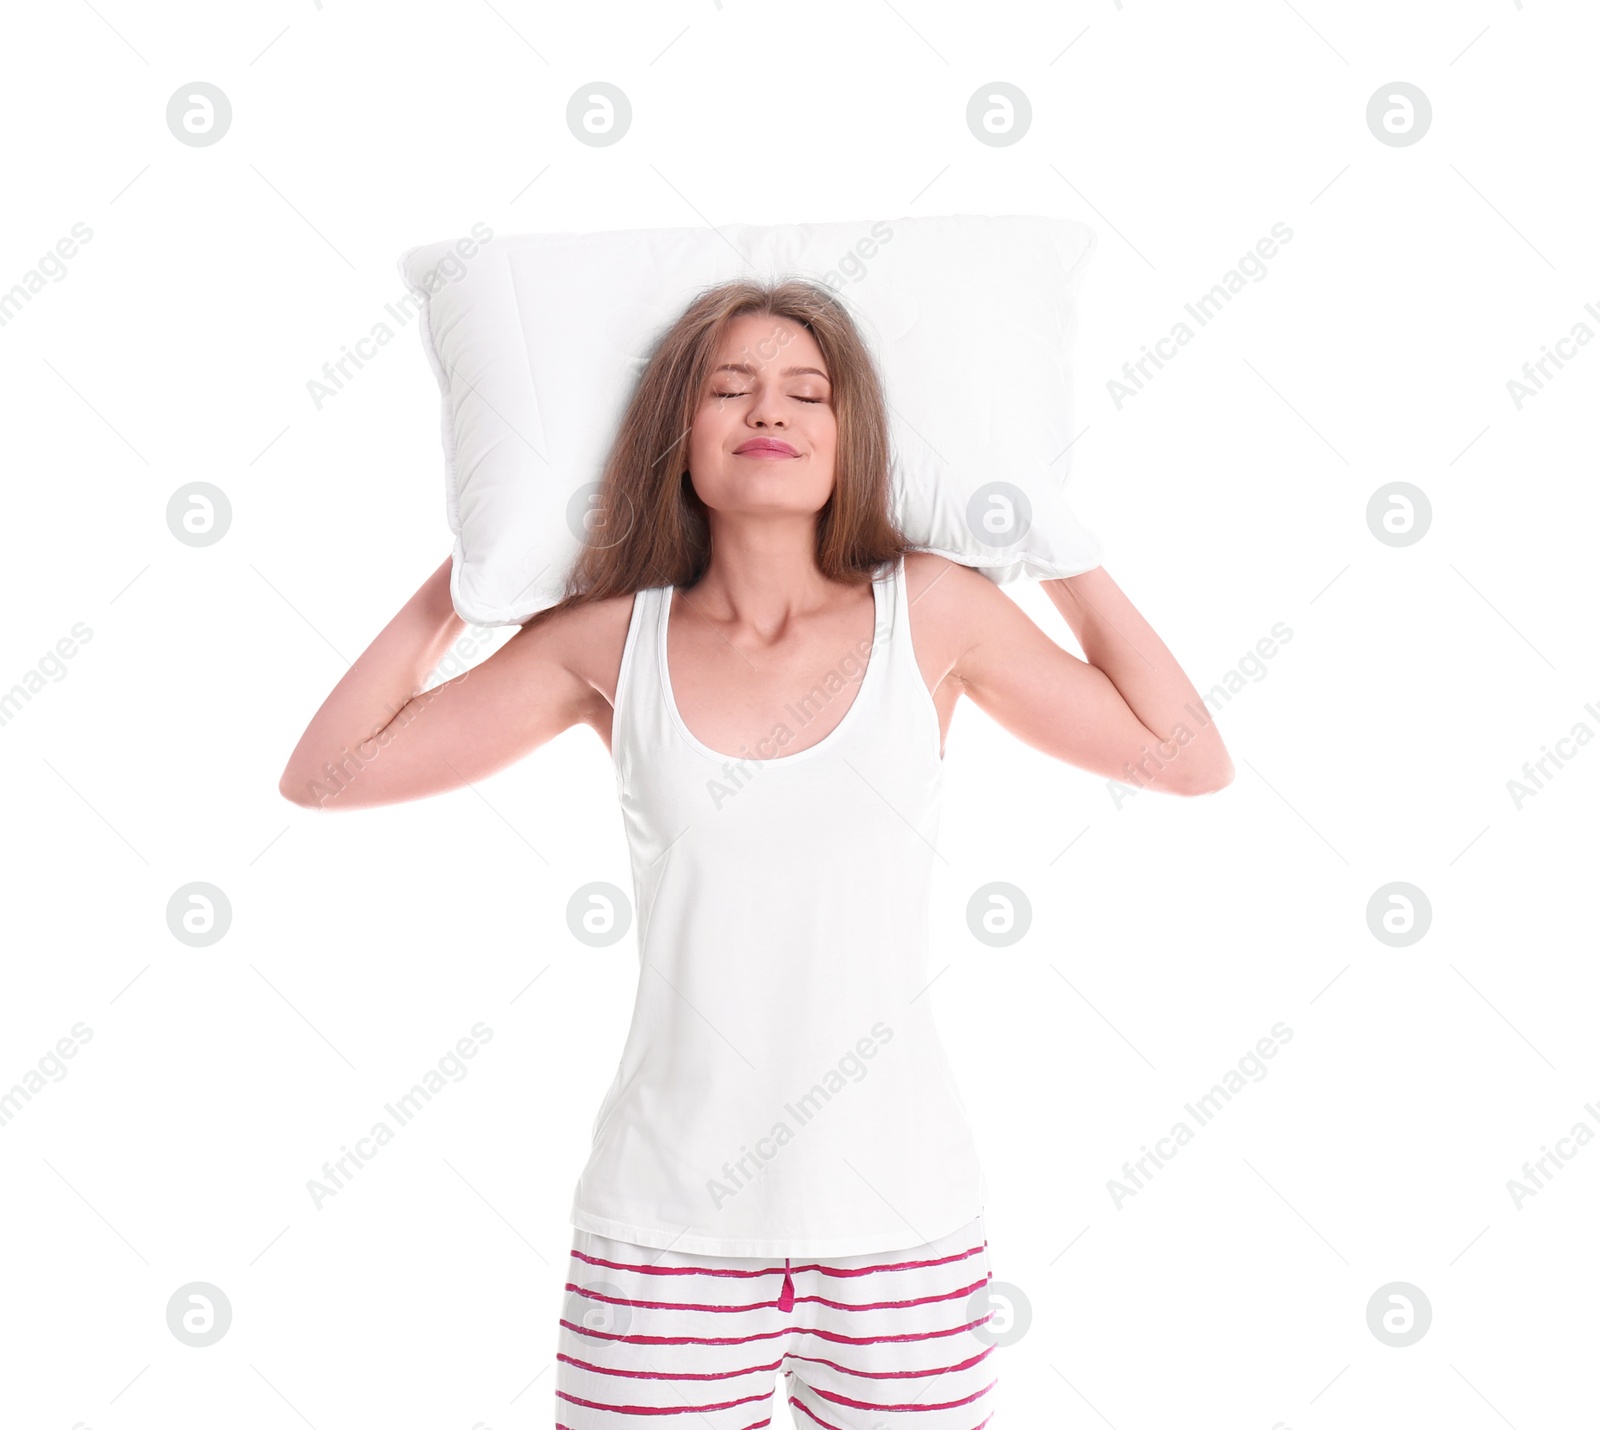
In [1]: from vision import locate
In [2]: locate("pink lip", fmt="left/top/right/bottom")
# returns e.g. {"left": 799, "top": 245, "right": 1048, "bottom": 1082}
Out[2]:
{"left": 733, "top": 439, "right": 798, "bottom": 457}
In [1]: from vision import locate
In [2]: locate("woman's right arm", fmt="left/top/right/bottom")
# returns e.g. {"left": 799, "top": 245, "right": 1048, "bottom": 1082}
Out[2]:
{"left": 277, "top": 554, "right": 603, "bottom": 811}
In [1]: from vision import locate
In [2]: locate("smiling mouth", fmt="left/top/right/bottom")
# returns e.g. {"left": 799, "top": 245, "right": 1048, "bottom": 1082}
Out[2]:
{"left": 734, "top": 441, "right": 798, "bottom": 457}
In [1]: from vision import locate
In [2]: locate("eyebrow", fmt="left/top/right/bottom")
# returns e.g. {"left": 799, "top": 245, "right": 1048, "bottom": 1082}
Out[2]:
{"left": 713, "top": 362, "right": 830, "bottom": 381}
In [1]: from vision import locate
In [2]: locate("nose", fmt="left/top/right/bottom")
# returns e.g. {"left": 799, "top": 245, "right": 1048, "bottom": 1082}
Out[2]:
{"left": 744, "top": 383, "right": 787, "bottom": 429}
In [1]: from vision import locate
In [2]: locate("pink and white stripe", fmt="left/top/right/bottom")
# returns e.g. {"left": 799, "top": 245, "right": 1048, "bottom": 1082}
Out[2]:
{"left": 554, "top": 1214, "right": 998, "bottom": 1428}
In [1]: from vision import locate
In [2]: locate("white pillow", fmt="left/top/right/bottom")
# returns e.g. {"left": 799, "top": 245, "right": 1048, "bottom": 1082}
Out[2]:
{"left": 397, "top": 214, "right": 1103, "bottom": 627}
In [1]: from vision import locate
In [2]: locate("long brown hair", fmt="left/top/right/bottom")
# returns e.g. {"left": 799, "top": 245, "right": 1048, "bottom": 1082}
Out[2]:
{"left": 521, "top": 277, "right": 914, "bottom": 631}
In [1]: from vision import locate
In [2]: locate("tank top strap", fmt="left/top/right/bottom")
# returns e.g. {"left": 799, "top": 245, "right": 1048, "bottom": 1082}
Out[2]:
{"left": 883, "top": 552, "right": 945, "bottom": 766}
{"left": 879, "top": 552, "right": 916, "bottom": 688}
{"left": 884, "top": 551, "right": 908, "bottom": 645}
{"left": 610, "top": 583, "right": 665, "bottom": 787}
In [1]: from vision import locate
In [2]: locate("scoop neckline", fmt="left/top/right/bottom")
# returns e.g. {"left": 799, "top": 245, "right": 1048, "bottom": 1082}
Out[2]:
{"left": 657, "top": 562, "right": 891, "bottom": 766}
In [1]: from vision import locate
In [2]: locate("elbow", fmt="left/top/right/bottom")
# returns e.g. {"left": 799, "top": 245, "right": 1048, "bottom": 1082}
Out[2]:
{"left": 1177, "top": 759, "right": 1235, "bottom": 797}
{"left": 278, "top": 765, "right": 317, "bottom": 809}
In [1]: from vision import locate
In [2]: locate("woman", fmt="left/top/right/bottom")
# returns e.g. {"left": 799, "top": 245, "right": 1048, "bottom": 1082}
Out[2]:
{"left": 280, "top": 278, "right": 1233, "bottom": 1427}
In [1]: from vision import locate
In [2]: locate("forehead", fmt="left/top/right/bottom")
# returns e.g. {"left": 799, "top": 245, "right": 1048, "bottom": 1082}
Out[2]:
{"left": 712, "top": 311, "right": 828, "bottom": 374}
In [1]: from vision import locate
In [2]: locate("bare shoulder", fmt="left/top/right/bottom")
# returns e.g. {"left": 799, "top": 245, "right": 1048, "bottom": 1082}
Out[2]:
{"left": 901, "top": 549, "right": 1000, "bottom": 608}
{"left": 900, "top": 550, "right": 1013, "bottom": 689}
{"left": 505, "top": 586, "right": 639, "bottom": 734}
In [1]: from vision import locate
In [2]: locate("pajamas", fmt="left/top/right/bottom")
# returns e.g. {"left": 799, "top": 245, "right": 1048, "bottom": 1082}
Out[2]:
{"left": 555, "top": 1213, "right": 999, "bottom": 1428}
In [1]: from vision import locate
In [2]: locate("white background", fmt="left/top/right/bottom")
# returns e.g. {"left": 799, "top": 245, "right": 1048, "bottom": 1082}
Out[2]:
{"left": 3, "top": 2, "right": 1596, "bottom": 1427}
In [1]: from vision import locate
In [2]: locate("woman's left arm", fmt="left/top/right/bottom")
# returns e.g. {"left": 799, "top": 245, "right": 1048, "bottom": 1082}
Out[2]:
{"left": 919, "top": 554, "right": 1234, "bottom": 796}
{"left": 1040, "top": 566, "right": 1234, "bottom": 794}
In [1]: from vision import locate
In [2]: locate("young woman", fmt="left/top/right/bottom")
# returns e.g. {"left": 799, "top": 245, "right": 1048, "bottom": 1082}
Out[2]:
{"left": 280, "top": 279, "right": 1233, "bottom": 1428}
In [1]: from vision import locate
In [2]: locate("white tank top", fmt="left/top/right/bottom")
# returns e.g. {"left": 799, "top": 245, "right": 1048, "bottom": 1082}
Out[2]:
{"left": 570, "top": 553, "right": 989, "bottom": 1257}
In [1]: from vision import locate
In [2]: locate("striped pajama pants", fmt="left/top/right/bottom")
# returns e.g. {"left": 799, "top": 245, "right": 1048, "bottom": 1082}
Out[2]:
{"left": 555, "top": 1213, "right": 998, "bottom": 1428}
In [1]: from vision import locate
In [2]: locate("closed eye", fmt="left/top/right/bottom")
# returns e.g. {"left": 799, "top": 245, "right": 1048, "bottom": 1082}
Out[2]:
{"left": 713, "top": 391, "right": 824, "bottom": 403}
